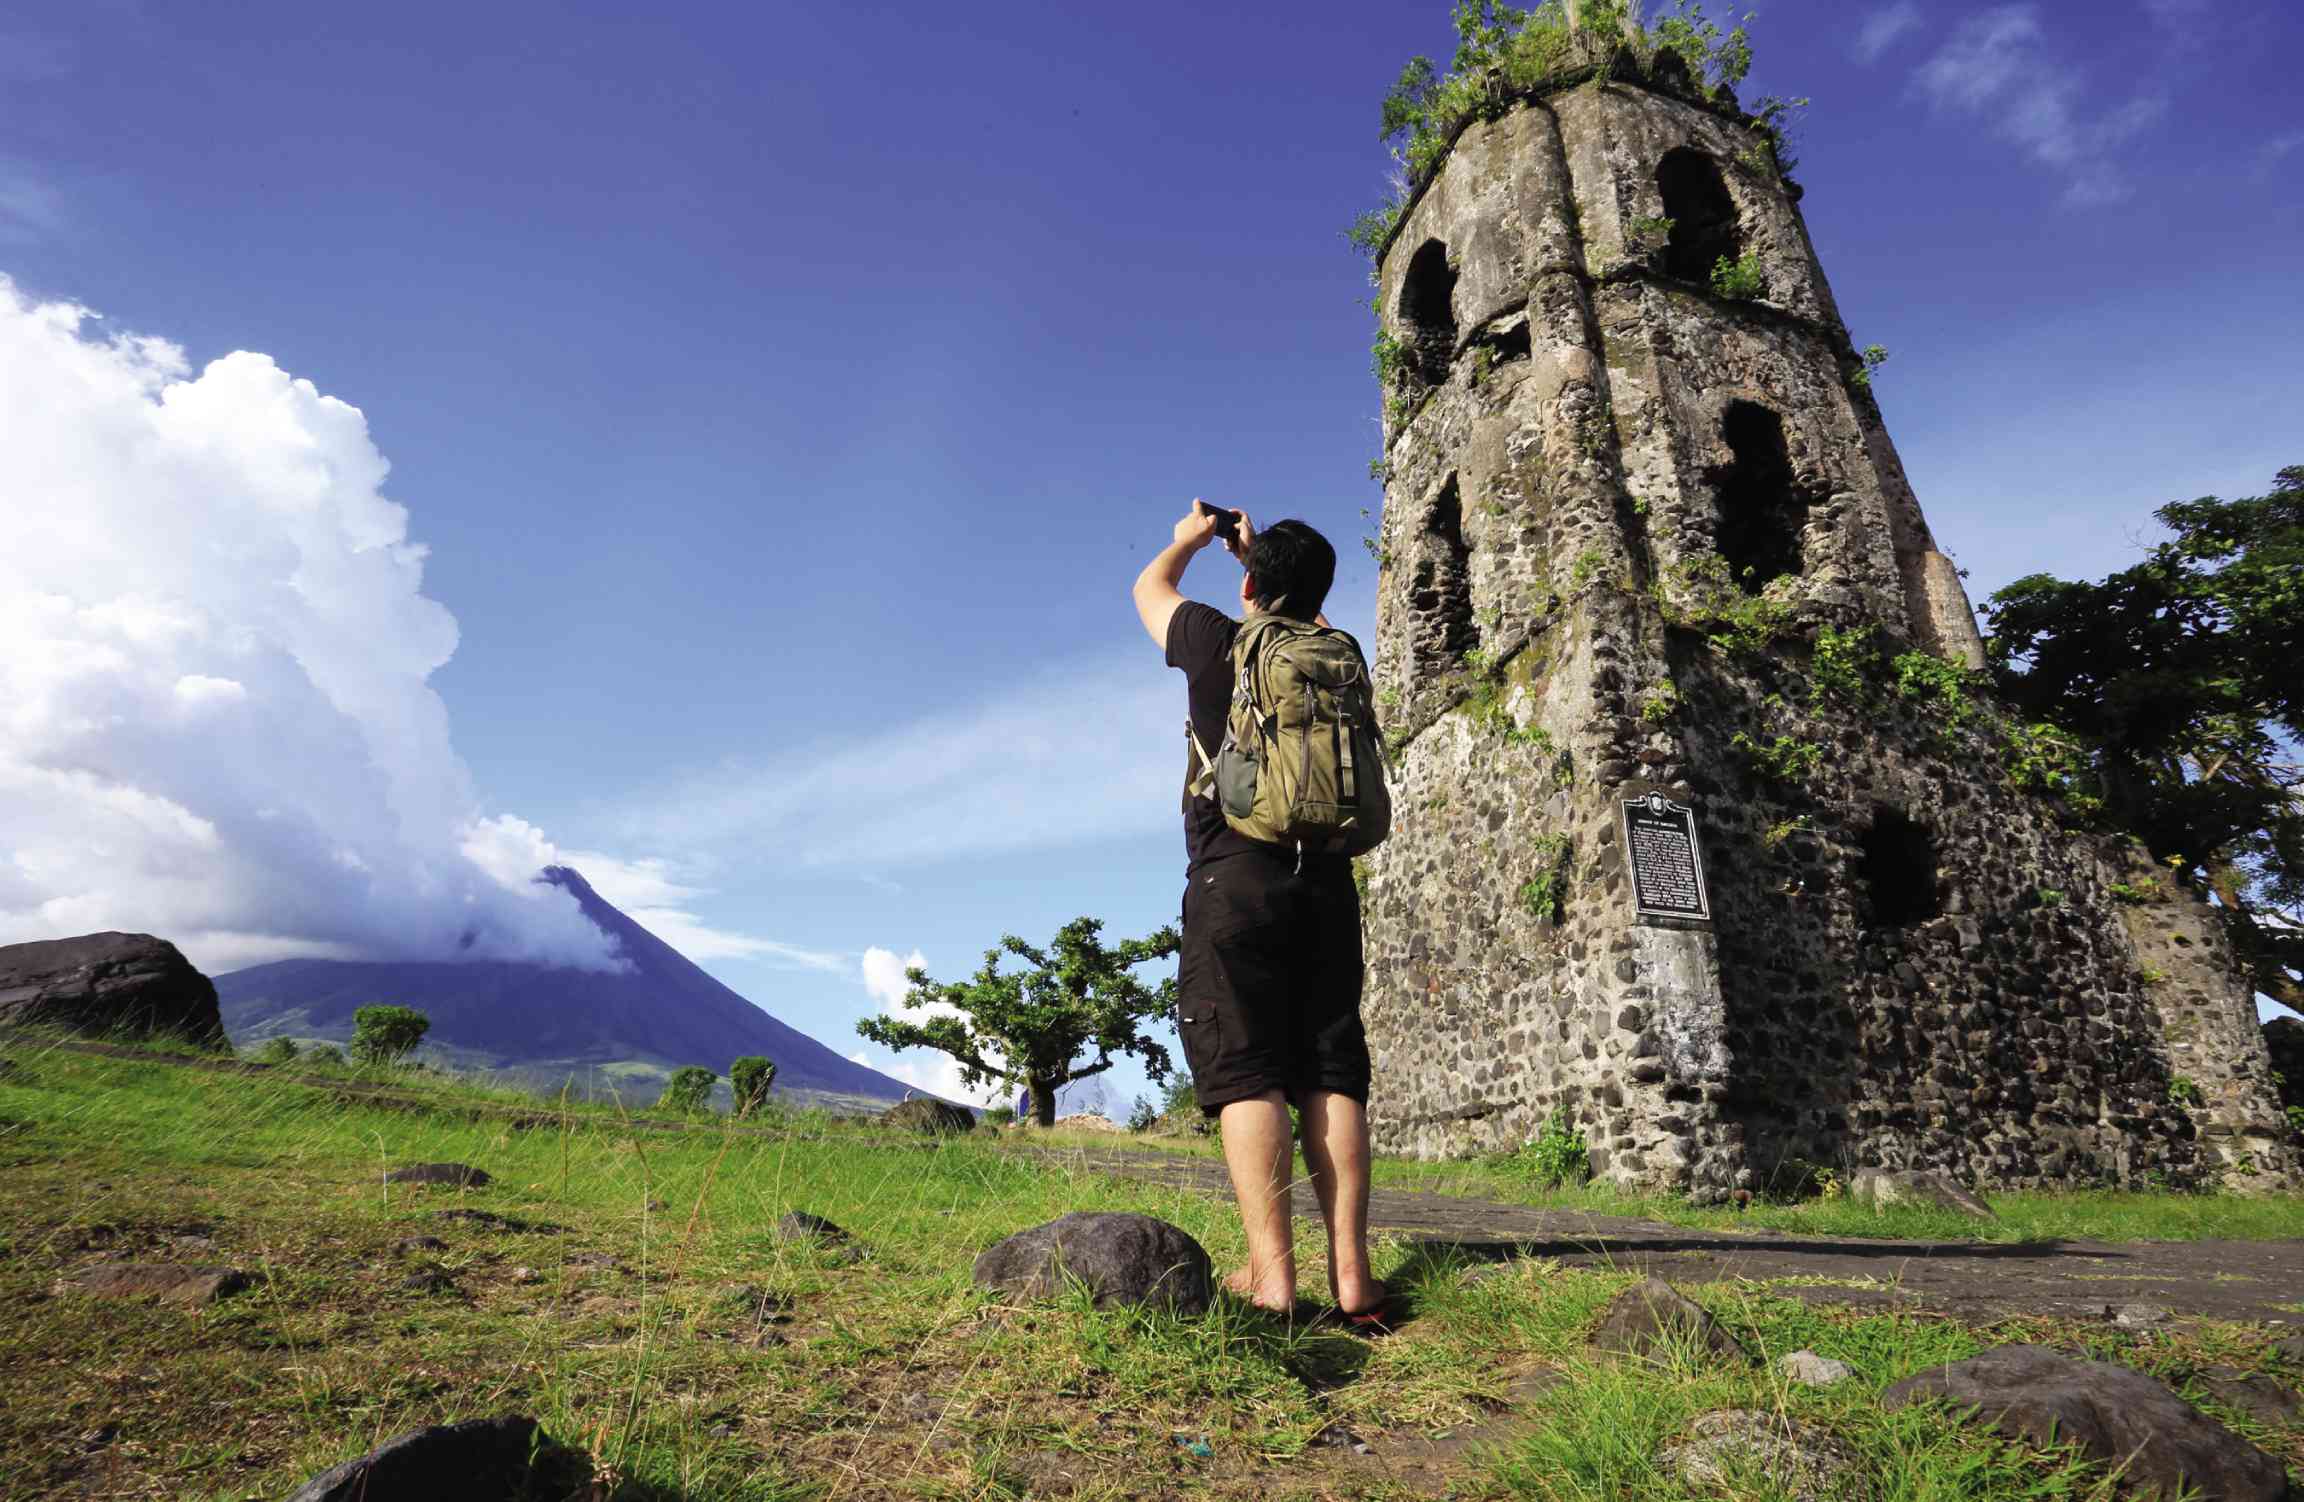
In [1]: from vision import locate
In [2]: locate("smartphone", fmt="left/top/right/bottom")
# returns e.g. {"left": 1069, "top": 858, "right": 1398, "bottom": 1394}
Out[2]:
{"left": 1198, "top": 501, "right": 1243, "bottom": 541}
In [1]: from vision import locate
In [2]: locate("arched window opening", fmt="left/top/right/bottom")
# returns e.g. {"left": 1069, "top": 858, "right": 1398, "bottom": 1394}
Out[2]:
{"left": 1399, "top": 239, "right": 1459, "bottom": 383}
{"left": 1707, "top": 401, "right": 1808, "bottom": 593}
{"left": 1861, "top": 807, "right": 1941, "bottom": 928}
{"left": 1656, "top": 148, "right": 1742, "bottom": 284}
{"left": 1409, "top": 476, "right": 1478, "bottom": 675}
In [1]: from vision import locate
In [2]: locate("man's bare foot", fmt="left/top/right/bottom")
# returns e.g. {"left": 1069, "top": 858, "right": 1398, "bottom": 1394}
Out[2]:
{"left": 1224, "top": 1266, "right": 1298, "bottom": 1313}
{"left": 1332, "top": 1274, "right": 1386, "bottom": 1318}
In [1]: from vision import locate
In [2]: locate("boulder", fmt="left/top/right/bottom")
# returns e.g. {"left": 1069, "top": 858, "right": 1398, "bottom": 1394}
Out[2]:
{"left": 1846, "top": 1167, "right": 1994, "bottom": 1219}
{"left": 972, "top": 1212, "right": 1214, "bottom": 1315}
{"left": 1658, "top": 1410, "right": 1860, "bottom": 1502}
{"left": 881, "top": 1096, "right": 975, "bottom": 1135}
{"left": 283, "top": 1415, "right": 588, "bottom": 1502}
{"left": 59, "top": 1262, "right": 248, "bottom": 1306}
{"left": 2194, "top": 1367, "right": 2302, "bottom": 1427}
{"left": 385, "top": 1162, "right": 492, "bottom": 1187}
{"left": 0, "top": 932, "right": 226, "bottom": 1045}
{"left": 776, "top": 1210, "right": 865, "bottom": 1264}
{"left": 1779, "top": 1349, "right": 1855, "bottom": 1387}
{"left": 2265, "top": 1017, "right": 2303, "bottom": 1112}
{"left": 1883, "top": 1345, "right": 2290, "bottom": 1502}
{"left": 1588, "top": 1277, "right": 1751, "bottom": 1365}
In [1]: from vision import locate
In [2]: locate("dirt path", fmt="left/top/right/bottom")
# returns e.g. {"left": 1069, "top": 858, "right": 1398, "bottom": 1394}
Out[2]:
{"left": 1028, "top": 1146, "right": 2304, "bottom": 1326}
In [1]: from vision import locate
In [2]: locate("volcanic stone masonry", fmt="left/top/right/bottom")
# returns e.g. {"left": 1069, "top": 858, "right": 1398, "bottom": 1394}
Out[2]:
{"left": 1355, "top": 35, "right": 2296, "bottom": 1195}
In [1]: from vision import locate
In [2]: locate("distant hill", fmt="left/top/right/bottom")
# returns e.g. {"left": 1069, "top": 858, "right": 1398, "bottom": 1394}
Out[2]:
{"left": 215, "top": 866, "right": 924, "bottom": 1109}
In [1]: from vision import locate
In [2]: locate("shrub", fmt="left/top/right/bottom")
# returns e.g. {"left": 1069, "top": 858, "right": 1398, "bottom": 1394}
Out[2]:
{"left": 1504, "top": 1105, "right": 1591, "bottom": 1187}
{"left": 1709, "top": 251, "right": 1765, "bottom": 301}
{"left": 1126, "top": 1096, "right": 1159, "bottom": 1132}
{"left": 657, "top": 1066, "right": 716, "bottom": 1115}
{"left": 983, "top": 1106, "right": 1017, "bottom": 1127}
{"left": 305, "top": 1044, "right": 346, "bottom": 1070}
{"left": 348, "top": 1005, "right": 429, "bottom": 1068}
{"left": 256, "top": 1036, "right": 300, "bottom": 1066}
{"left": 729, "top": 1055, "right": 777, "bottom": 1118}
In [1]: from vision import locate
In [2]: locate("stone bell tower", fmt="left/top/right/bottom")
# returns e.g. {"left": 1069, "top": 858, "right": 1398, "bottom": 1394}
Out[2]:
{"left": 1357, "top": 33, "right": 2296, "bottom": 1195}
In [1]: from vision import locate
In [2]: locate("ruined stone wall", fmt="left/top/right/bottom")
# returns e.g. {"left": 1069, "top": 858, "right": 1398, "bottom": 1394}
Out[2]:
{"left": 1359, "top": 63, "right": 2296, "bottom": 1193}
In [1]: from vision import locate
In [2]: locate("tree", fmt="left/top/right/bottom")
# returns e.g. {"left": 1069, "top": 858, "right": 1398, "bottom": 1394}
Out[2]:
{"left": 349, "top": 1005, "right": 430, "bottom": 1067}
{"left": 1981, "top": 464, "right": 2303, "bottom": 1009}
{"left": 856, "top": 916, "right": 1180, "bottom": 1128}
{"left": 256, "top": 1036, "right": 300, "bottom": 1066}
{"left": 657, "top": 1066, "right": 716, "bottom": 1115}
{"left": 729, "top": 1055, "right": 777, "bottom": 1118}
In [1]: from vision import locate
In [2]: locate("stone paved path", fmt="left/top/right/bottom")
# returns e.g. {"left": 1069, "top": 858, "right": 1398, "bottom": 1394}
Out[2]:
{"left": 1027, "top": 1145, "right": 2304, "bottom": 1326}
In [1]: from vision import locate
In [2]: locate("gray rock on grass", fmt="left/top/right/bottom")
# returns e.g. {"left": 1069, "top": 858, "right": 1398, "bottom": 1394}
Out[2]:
{"left": 1659, "top": 1410, "right": 1861, "bottom": 1502}
{"left": 0, "top": 931, "right": 227, "bottom": 1045}
{"left": 2193, "top": 1367, "right": 2302, "bottom": 1427}
{"left": 972, "top": 1212, "right": 1214, "bottom": 1315}
{"left": 881, "top": 1096, "right": 975, "bottom": 1135}
{"left": 1779, "top": 1349, "right": 1855, "bottom": 1387}
{"left": 283, "top": 1415, "right": 588, "bottom": 1502}
{"left": 1845, "top": 1168, "right": 1994, "bottom": 1219}
{"left": 1883, "top": 1344, "right": 2290, "bottom": 1502}
{"left": 777, "top": 1211, "right": 865, "bottom": 1264}
{"left": 58, "top": 1262, "right": 248, "bottom": 1306}
{"left": 1588, "top": 1277, "right": 1750, "bottom": 1365}
{"left": 385, "top": 1162, "right": 492, "bottom": 1187}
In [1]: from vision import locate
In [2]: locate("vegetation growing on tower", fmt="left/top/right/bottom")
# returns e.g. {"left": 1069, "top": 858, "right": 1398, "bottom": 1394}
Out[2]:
{"left": 1347, "top": 1, "right": 1801, "bottom": 262}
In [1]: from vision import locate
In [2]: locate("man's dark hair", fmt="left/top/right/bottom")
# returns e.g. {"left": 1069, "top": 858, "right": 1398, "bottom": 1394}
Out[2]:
{"left": 1245, "top": 520, "right": 1336, "bottom": 620}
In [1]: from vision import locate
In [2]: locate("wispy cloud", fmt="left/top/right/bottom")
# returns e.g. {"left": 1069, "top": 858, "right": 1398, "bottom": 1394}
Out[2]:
{"left": 1912, "top": 6, "right": 2165, "bottom": 207}
{"left": 1854, "top": 2, "right": 1924, "bottom": 64}
{"left": 618, "top": 655, "right": 1178, "bottom": 870}
{"left": 0, "top": 160, "right": 62, "bottom": 242}
{"left": 2257, "top": 129, "right": 2304, "bottom": 178}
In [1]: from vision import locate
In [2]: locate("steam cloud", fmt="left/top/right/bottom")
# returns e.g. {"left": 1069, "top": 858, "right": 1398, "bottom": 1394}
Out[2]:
{"left": 0, "top": 277, "right": 623, "bottom": 974}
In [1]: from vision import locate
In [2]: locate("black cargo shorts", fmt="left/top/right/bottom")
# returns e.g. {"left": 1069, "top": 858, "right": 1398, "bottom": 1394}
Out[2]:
{"left": 1175, "top": 848, "right": 1371, "bottom": 1116}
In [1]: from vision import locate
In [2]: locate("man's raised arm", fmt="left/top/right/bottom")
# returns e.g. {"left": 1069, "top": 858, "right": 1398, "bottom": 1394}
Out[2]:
{"left": 1132, "top": 502, "right": 1223, "bottom": 649}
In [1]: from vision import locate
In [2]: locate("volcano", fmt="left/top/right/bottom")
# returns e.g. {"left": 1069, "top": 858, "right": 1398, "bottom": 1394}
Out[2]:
{"left": 214, "top": 866, "right": 923, "bottom": 1107}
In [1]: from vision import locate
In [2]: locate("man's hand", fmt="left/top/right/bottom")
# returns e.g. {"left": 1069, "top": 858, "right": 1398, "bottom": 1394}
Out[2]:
{"left": 1223, "top": 508, "right": 1255, "bottom": 564}
{"left": 1173, "top": 501, "right": 1221, "bottom": 552}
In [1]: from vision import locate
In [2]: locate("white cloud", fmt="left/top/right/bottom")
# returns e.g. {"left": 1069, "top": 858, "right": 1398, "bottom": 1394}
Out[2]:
{"left": 618, "top": 656, "right": 1178, "bottom": 870}
{"left": 463, "top": 815, "right": 842, "bottom": 968}
{"left": 0, "top": 279, "right": 627, "bottom": 975}
{"left": 1912, "top": 6, "right": 2165, "bottom": 206}
{"left": 0, "top": 161, "right": 63, "bottom": 243}
{"left": 1854, "top": 2, "right": 1924, "bottom": 63}
{"left": 861, "top": 945, "right": 928, "bottom": 1010}
{"left": 2257, "top": 130, "right": 2304, "bottom": 178}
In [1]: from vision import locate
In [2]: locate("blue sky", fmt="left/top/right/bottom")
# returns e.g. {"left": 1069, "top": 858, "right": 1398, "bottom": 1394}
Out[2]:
{"left": 2, "top": 0, "right": 2296, "bottom": 1105}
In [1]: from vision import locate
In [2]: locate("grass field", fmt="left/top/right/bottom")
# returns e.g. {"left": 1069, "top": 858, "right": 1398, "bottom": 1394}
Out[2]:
{"left": 1, "top": 1039, "right": 2300, "bottom": 1500}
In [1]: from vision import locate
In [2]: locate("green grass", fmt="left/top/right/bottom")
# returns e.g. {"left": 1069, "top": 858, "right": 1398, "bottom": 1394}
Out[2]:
{"left": 0, "top": 1040, "right": 2298, "bottom": 1499}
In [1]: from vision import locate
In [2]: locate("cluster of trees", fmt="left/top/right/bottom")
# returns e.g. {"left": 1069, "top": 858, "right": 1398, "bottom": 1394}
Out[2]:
{"left": 653, "top": 1055, "right": 780, "bottom": 1118}
{"left": 254, "top": 1004, "right": 430, "bottom": 1071}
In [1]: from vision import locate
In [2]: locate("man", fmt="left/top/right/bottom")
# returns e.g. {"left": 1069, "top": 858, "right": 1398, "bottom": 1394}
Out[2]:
{"left": 1131, "top": 501, "right": 1381, "bottom": 1320}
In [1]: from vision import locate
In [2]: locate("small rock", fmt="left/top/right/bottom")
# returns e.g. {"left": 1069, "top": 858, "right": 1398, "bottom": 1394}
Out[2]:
{"left": 2194, "top": 1367, "right": 2302, "bottom": 1426}
{"left": 565, "top": 1251, "right": 623, "bottom": 1273}
{"left": 59, "top": 1262, "right": 248, "bottom": 1307}
{"left": 399, "top": 1269, "right": 458, "bottom": 1295}
{"left": 1883, "top": 1344, "right": 2289, "bottom": 1502}
{"left": 1779, "top": 1350, "right": 1854, "bottom": 1388}
{"left": 78, "top": 1423, "right": 118, "bottom": 1451}
{"left": 881, "top": 1096, "right": 976, "bottom": 1135}
{"left": 707, "top": 1422, "right": 737, "bottom": 1439}
{"left": 282, "top": 1415, "right": 588, "bottom": 1502}
{"left": 1846, "top": 1168, "right": 1994, "bottom": 1219}
{"left": 1458, "top": 1261, "right": 1521, "bottom": 1289}
{"left": 1588, "top": 1277, "right": 1750, "bottom": 1365}
{"left": 166, "top": 1233, "right": 220, "bottom": 1257}
{"left": 1310, "top": 1424, "right": 1372, "bottom": 1454}
{"left": 391, "top": 1236, "right": 448, "bottom": 1256}
{"left": 1659, "top": 1410, "right": 1859, "bottom": 1502}
{"left": 776, "top": 1211, "right": 865, "bottom": 1264}
{"left": 508, "top": 1266, "right": 539, "bottom": 1284}
{"left": 384, "top": 1162, "right": 492, "bottom": 1187}
{"left": 716, "top": 1282, "right": 794, "bottom": 1319}
{"left": 972, "top": 1212, "right": 1213, "bottom": 1315}
{"left": 2108, "top": 1302, "right": 2174, "bottom": 1328}
{"left": 431, "top": 1208, "right": 557, "bottom": 1233}
{"left": 2267, "top": 1332, "right": 2304, "bottom": 1366}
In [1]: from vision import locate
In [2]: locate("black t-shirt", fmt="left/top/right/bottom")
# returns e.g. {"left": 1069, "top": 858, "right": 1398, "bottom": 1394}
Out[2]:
{"left": 1166, "top": 600, "right": 1351, "bottom": 874}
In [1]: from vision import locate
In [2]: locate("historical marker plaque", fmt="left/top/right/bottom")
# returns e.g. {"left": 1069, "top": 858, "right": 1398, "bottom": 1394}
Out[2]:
{"left": 1621, "top": 793, "right": 1711, "bottom": 921}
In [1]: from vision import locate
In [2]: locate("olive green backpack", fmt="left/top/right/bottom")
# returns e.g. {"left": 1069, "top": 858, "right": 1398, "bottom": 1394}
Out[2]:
{"left": 1188, "top": 613, "right": 1391, "bottom": 859}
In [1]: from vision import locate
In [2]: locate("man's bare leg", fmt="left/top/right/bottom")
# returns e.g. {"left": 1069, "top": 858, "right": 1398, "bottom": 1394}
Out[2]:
{"left": 1217, "top": 1090, "right": 1297, "bottom": 1310}
{"left": 1298, "top": 1090, "right": 1379, "bottom": 1314}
